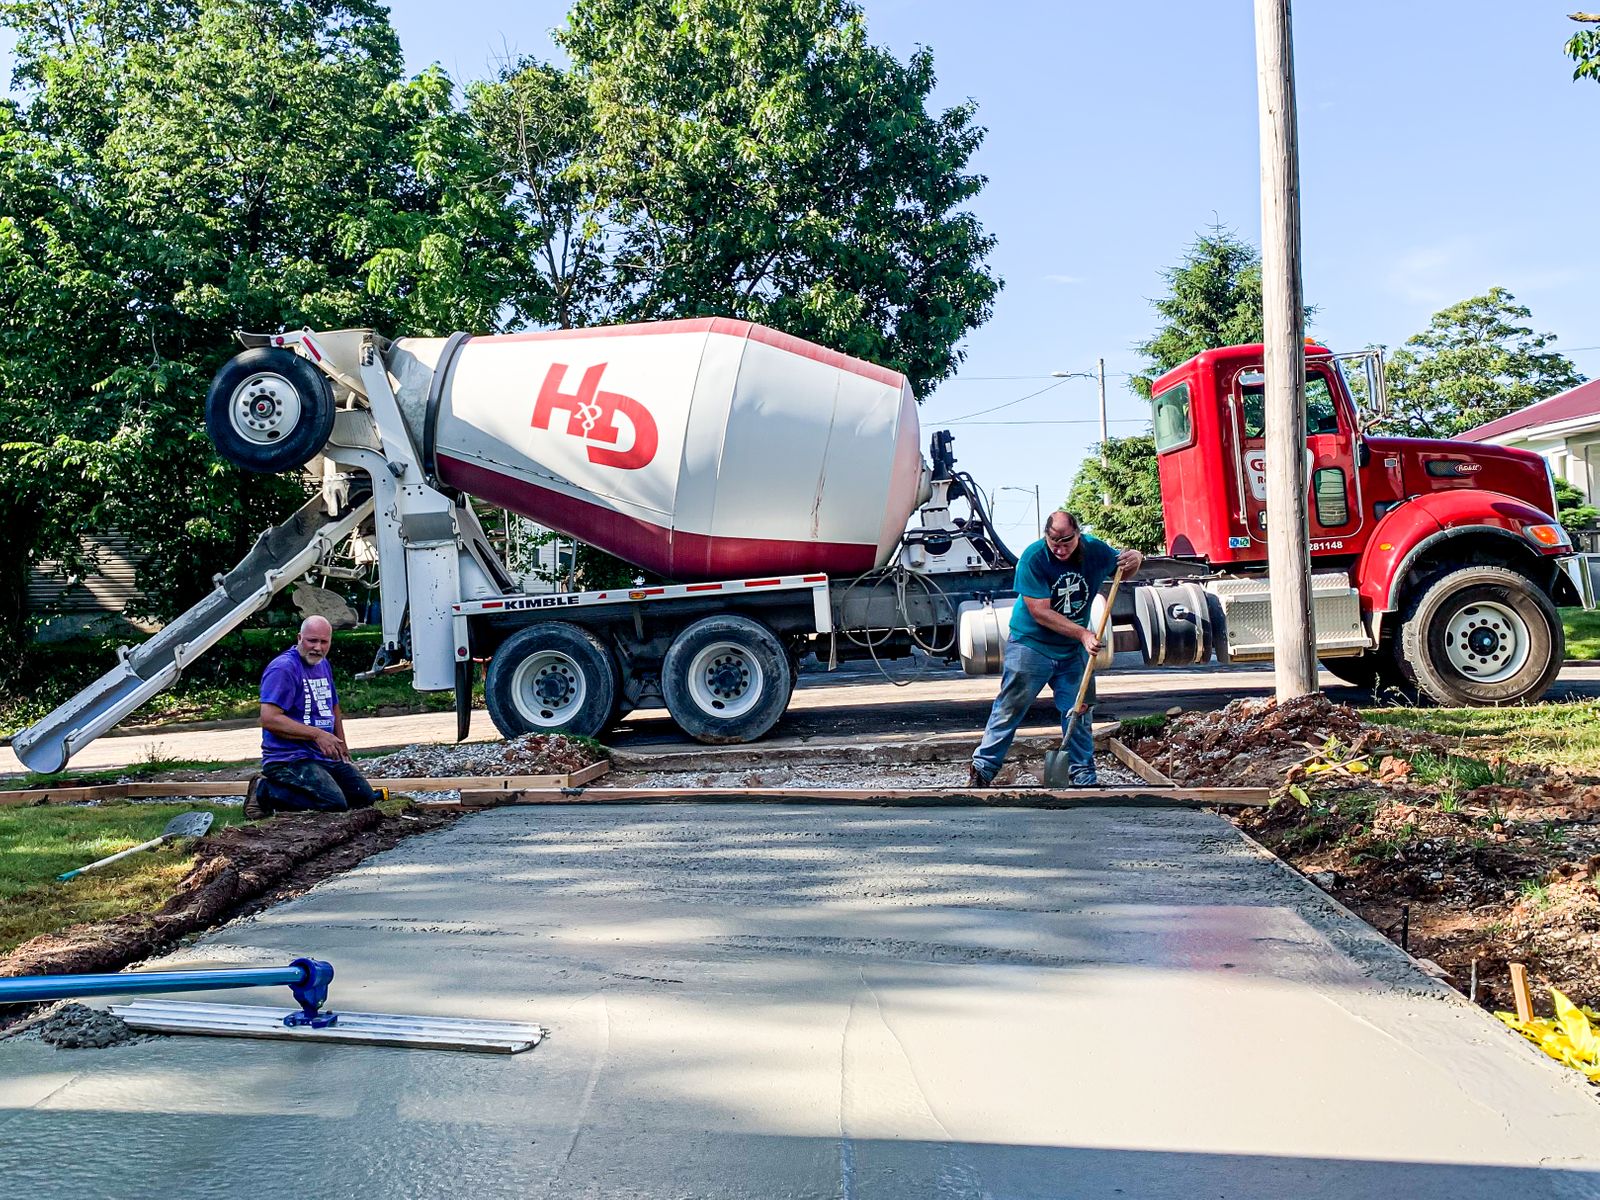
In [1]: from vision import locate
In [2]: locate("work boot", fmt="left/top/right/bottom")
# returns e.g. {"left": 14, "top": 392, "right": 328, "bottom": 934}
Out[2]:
{"left": 242, "top": 774, "right": 271, "bottom": 820}
{"left": 966, "top": 764, "right": 993, "bottom": 790}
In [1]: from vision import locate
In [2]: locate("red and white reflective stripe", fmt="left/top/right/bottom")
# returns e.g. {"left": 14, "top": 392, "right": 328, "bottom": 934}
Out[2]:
{"left": 452, "top": 572, "right": 832, "bottom": 619}
{"left": 300, "top": 334, "right": 324, "bottom": 362}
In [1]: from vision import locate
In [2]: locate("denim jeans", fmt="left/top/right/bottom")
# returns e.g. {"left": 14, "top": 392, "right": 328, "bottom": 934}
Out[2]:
{"left": 972, "top": 639, "right": 1097, "bottom": 785}
{"left": 260, "top": 758, "right": 379, "bottom": 813}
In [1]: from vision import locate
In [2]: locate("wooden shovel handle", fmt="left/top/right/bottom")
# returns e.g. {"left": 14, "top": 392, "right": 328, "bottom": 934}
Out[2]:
{"left": 1067, "top": 567, "right": 1127, "bottom": 717}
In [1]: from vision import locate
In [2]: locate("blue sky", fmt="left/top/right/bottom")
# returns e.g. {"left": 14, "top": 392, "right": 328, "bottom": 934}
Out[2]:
{"left": 8, "top": 3, "right": 1597, "bottom": 545}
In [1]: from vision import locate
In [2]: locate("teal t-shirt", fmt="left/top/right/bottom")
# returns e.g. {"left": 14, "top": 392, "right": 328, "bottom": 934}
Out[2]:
{"left": 1008, "top": 534, "right": 1120, "bottom": 657}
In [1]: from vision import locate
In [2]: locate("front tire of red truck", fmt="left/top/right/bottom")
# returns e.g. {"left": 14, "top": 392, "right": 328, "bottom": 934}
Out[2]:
{"left": 1396, "top": 566, "right": 1564, "bottom": 706}
{"left": 662, "top": 615, "right": 793, "bottom": 744}
{"left": 486, "top": 623, "right": 620, "bottom": 740}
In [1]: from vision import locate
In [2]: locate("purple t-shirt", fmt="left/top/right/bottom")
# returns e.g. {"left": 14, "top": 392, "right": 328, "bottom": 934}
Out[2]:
{"left": 260, "top": 645, "right": 339, "bottom": 764}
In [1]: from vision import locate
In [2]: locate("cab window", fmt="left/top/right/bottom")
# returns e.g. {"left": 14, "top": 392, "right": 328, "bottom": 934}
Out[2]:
{"left": 1238, "top": 370, "right": 1340, "bottom": 439}
{"left": 1152, "top": 382, "right": 1193, "bottom": 452}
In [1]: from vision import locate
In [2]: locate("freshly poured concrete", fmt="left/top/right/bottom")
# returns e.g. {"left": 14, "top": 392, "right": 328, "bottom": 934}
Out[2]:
{"left": 3, "top": 805, "right": 1600, "bottom": 1198}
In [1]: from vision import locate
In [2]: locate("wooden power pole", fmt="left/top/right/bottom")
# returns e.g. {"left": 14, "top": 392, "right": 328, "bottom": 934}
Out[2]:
{"left": 1254, "top": 0, "right": 1317, "bottom": 700}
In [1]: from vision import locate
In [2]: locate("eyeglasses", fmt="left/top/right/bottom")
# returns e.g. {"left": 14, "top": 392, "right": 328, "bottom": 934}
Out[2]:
{"left": 1044, "top": 530, "right": 1080, "bottom": 547}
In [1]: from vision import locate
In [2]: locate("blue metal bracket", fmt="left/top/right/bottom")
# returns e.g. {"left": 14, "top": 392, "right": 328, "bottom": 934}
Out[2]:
{"left": 284, "top": 958, "right": 338, "bottom": 1028}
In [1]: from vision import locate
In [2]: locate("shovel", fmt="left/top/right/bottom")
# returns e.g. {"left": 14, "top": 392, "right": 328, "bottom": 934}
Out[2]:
{"left": 1043, "top": 567, "right": 1127, "bottom": 789}
{"left": 58, "top": 810, "right": 215, "bottom": 882}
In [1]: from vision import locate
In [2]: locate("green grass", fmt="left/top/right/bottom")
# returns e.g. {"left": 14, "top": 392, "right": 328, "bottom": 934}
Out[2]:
{"left": 0, "top": 757, "right": 259, "bottom": 793}
{"left": 1367, "top": 700, "right": 1600, "bottom": 772}
{"left": 1563, "top": 608, "right": 1600, "bottom": 661}
{"left": 0, "top": 803, "right": 250, "bottom": 955}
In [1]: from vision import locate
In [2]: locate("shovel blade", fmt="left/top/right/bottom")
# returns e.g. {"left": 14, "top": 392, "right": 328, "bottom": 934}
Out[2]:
{"left": 1042, "top": 749, "right": 1076, "bottom": 789}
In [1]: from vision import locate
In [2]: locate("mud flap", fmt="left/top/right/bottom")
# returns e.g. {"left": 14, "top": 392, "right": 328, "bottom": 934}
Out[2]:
{"left": 455, "top": 659, "right": 474, "bottom": 742}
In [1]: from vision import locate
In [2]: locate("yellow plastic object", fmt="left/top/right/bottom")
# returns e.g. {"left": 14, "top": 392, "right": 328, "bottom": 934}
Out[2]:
{"left": 1496, "top": 988, "right": 1600, "bottom": 1083}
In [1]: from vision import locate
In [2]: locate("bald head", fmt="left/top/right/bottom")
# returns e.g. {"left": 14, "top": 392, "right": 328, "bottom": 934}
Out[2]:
{"left": 1043, "top": 510, "right": 1083, "bottom": 561}
{"left": 296, "top": 615, "right": 333, "bottom": 667}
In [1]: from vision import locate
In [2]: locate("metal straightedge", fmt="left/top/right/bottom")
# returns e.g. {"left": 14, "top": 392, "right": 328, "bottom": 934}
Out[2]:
{"left": 110, "top": 999, "right": 546, "bottom": 1054}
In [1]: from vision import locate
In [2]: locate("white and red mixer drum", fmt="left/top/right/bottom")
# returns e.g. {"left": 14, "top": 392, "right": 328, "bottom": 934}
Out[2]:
{"left": 389, "top": 318, "right": 927, "bottom": 581}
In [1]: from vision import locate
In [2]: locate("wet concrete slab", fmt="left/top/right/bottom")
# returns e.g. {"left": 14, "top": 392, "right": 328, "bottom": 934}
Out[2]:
{"left": 3, "top": 805, "right": 1599, "bottom": 1199}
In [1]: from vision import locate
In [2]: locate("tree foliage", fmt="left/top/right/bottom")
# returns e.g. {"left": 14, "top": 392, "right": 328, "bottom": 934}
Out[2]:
{"left": 0, "top": 0, "right": 517, "bottom": 676}
{"left": 1569, "top": 13, "right": 1600, "bottom": 83}
{"left": 0, "top": 0, "right": 1000, "bottom": 678}
{"left": 1381, "top": 288, "right": 1585, "bottom": 438}
{"left": 536, "top": 0, "right": 1000, "bottom": 393}
{"left": 1135, "top": 229, "right": 1262, "bottom": 399}
{"left": 1065, "top": 436, "right": 1166, "bottom": 554}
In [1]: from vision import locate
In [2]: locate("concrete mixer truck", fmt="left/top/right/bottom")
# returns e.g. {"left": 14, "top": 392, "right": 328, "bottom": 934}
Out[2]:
{"left": 13, "top": 319, "right": 1593, "bottom": 776}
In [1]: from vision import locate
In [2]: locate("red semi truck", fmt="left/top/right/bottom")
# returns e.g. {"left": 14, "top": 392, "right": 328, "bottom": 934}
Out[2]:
{"left": 14, "top": 325, "right": 1592, "bottom": 773}
{"left": 1134, "top": 343, "right": 1591, "bottom": 705}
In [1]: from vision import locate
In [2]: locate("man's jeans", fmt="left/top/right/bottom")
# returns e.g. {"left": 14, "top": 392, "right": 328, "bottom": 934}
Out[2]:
{"left": 260, "top": 759, "right": 379, "bottom": 813}
{"left": 972, "top": 639, "right": 1097, "bottom": 785}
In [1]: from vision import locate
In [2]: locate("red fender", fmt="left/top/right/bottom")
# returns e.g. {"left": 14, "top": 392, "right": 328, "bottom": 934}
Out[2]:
{"left": 1354, "top": 489, "right": 1563, "bottom": 615}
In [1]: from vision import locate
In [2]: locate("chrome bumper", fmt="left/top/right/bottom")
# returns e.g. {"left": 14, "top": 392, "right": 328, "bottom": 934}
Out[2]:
{"left": 1558, "top": 553, "right": 1596, "bottom": 610}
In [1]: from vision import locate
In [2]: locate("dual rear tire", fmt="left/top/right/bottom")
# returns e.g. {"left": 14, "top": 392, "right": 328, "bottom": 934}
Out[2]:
{"left": 485, "top": 615, "right": 793, "bottom": 744}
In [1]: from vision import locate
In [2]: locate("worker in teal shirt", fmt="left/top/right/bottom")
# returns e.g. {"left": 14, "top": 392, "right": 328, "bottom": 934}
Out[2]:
{"left": 970, "top": 510, "right": 1142, "bottom": 787}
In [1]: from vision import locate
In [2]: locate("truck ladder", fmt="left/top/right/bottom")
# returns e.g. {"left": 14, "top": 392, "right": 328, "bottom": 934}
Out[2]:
{"left": 13, "top": 493, "right": 375, "bottom": 775}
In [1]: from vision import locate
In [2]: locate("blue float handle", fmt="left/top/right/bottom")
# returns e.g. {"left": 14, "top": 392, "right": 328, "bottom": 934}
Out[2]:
{"left": 0, "top": 958, "right": 336, "bottom": 1027}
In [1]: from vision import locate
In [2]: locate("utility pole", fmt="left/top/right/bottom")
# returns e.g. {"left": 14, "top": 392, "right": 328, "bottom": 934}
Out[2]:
{"left": 1255, "top": 0, "right": 1317, "bottom": 700}
{"left": 1096, "top": 358, "right": 1108, "bottom": 462}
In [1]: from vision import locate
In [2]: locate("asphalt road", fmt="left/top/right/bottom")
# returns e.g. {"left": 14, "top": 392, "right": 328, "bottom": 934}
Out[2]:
{"left": 3, "top": 803, "right": 1598, "bottom": 1198}
{"left": 9, "top": 658, "right": 1600, "bottom": 775}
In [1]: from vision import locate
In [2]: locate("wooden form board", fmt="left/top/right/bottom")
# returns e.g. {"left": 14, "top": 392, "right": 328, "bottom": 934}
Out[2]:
{"left": 456, "top": 784, "right": 1271, "bottom": 809}
{"left": 0, "top": 761, "right": 610, "bottom": 805}
{"left": 1107, "top": 738, "right": 1179, "bottom": 788}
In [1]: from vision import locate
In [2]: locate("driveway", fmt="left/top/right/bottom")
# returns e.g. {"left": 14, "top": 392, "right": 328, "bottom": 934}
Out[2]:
{"left": 2, "top": 803, "right": 1598, "bottom": 1198}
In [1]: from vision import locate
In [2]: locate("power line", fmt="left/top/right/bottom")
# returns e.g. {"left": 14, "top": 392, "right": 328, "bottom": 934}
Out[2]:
{"left": 944, "top": 373, "right": 1098, "bottom": 423}
{"left": 952, "top": 418, "right": 1149, "bottom": 427}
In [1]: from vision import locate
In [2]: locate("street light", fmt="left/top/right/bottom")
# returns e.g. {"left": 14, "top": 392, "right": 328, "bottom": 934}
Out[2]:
{"left": 999, "top": 485, "right": 1042, "bottom": 534}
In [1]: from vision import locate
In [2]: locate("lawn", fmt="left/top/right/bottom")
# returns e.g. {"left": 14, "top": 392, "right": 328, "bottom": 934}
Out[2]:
{"left": 1366, "top": 700, "right": 1600, "bottom": 772}
{"left": 1564, "top": 608, "right": 1600, "bottom": 661}
{"left": 0, "top": 803, "right": 249, "bottom": 956}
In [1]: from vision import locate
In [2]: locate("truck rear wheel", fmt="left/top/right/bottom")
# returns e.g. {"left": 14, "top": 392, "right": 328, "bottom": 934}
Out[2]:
{"left": 205, "top": 347, "right": 336, "bottom": 474}
{"left": 662, "top": 615, "right": 793, "bottom": 744}
{"left": 1396, "top": 566, "right": 1564, "bottom": 706}
{"left": 486, "top": 623, "right": 619, "bottom": 739}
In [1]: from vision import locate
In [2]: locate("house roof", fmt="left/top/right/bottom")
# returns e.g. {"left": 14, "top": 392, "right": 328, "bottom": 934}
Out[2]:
{"left": 1458, "top": 378, "right": 1600, "bottom": 443}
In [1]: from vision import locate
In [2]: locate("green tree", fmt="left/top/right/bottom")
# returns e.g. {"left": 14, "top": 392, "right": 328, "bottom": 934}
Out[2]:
{"left": 1569, "top": 12, "right": 1600, "bottom": 82}
{"left": 0, "top": 0, "right": 518, "bottom": 678}
{"left": 535, "top": 0, "right": 1000, "bottom": 393}
{"left": 1133, "top": 228, "right": 1265, "bottom": 399}
{"left": 1381, "top": 288, "right": 1585, "bottom": 438}
{"left": 1065, "top": 436, "right": 1166, "bottom": 554}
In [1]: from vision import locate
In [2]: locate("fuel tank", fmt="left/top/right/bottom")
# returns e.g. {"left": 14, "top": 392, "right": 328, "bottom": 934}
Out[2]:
{"left": 387, "top": 318, "right": 927, "bottom": 581}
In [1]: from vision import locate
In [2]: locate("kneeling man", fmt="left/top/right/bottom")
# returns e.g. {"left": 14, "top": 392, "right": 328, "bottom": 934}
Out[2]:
{"left": 969, "top": 511, "right": 1142, "bottom": 788}
{"left": 245, "top": 615, "right": 380, "bottom": 818}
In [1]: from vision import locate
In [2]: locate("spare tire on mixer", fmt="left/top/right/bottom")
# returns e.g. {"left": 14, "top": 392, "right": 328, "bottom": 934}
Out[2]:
{"left": 205, "top": 347, "right": 336, "bottom": 474}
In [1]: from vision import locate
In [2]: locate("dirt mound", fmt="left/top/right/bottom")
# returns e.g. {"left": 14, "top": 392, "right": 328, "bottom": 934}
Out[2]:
{"left": 0, "top": 806, "right": 455, "bottom": 982}
{"left": 366, "top": 734, "right": 603, "bottom": 779}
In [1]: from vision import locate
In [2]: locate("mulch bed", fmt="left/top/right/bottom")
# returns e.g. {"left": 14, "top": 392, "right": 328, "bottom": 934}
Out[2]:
{"left": 0, "top": 805, "right": 458, "bottom": 1015}
{"left": 1133, "top": 695, "right": 1600, "bottom": 1018}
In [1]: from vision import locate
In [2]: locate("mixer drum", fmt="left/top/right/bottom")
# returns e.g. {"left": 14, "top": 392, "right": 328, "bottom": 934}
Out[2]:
{"left": 389, "top": 318, "right": 926, "bottom": 581}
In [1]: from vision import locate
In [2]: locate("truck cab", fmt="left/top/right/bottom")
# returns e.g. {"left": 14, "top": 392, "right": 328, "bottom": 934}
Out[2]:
{"left": 1143, "top": 344, "right": 1590, "bottom": 705}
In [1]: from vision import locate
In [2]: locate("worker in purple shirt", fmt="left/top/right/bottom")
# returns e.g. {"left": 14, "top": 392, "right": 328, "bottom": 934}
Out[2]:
{"left": 969, "top": 510, "right": 1143, "bottom": 788}
{"left": 243, "top": 615, "right": 380, "bottom": 819}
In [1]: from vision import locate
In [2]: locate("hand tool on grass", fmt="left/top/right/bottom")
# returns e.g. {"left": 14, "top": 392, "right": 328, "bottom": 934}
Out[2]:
{"left": 1043, "top": 567, "right": 1127, "bottom": 789}
{"left": 57, "top": 810, "right": 214, "bottom": 881}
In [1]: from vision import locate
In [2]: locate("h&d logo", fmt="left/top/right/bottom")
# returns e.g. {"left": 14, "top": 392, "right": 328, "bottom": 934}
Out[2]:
{"left": 532, "top": 362, "right": 659, "bottom": 470}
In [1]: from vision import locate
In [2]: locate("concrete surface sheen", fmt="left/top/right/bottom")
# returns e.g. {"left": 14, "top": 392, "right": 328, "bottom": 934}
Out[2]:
{"left": 3, "top": 806, "right": 1600, "bottom": 1200}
